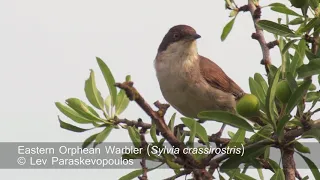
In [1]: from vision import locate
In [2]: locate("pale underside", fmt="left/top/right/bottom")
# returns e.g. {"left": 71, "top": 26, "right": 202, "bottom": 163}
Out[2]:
{"left": 155, "top": 40, "right": 236, "bottom": 118}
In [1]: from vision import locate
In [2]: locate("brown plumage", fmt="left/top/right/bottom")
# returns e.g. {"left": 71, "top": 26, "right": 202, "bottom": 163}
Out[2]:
{"left": 199, "top": 55, "right": 245, "bottom": 100}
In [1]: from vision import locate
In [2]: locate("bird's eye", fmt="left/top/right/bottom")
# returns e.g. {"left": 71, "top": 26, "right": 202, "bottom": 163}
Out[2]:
{"left": 173, "top": 33, "right": 180, "bottom": 40}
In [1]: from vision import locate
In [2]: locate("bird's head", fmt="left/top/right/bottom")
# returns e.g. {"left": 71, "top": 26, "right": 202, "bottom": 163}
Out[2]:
{"left": 158, "top": 25, "right": 201, "bottom": 54}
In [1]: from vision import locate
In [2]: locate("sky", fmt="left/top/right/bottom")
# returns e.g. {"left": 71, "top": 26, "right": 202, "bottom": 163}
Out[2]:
{"left": 0, "top": 0, "right": 317, "bottom": 179}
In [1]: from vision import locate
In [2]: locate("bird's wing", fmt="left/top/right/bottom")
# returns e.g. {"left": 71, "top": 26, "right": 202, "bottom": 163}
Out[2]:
{"left": 199, "top": 55, "right": 245, "bottom": 99}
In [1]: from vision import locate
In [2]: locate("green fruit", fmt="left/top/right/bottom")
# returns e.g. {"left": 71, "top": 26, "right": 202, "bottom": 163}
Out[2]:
{"left": 276, "top": 80, "right": 292, "bottom": 103}
{"left": 290, "top": 0, "right": 307, "bottom": 8}
{"left": 236, "top": 94, "right": 260, "bottom": 117}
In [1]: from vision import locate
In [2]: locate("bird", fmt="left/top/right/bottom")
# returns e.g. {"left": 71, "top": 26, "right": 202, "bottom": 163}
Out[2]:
{"left": 154, "top": 24, "right": 246, "bottom": 135}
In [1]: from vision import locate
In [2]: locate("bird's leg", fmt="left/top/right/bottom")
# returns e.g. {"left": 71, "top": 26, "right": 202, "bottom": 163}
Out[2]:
{"left": 215, "top": 124, "right": 226, "bottom": 139}
{"left": 214, "top": 123, "right": 226, "bottom": 148}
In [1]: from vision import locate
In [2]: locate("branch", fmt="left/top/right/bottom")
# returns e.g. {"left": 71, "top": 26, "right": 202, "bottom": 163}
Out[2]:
{"left": 282, "top": 143, "right": 296, "bottom": 180}
{"left": 246, "top": 1, "right": 273, "bottom": 73}
{"left": 115, "top": 81, "right": 212, "bottom": 179}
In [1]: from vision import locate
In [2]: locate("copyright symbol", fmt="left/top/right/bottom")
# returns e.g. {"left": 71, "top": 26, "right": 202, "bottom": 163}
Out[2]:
{"left": 17, "top": 157, "right": 26, "bottom": 165}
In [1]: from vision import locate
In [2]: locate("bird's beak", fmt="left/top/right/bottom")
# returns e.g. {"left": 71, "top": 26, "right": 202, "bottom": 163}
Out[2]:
{"left": 192, "top": 34, "right": 201, "bottom": 40}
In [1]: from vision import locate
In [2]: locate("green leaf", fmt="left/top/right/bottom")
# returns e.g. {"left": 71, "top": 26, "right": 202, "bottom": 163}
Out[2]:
{"left": 268, "top": 3, "right": 286, "bottom": 7}
{"left": 290, "top": 39, "right": 306, "bottom": 76}
{"left": 187, "top": 119, "right": 196, "bottom": 147}
{"left": 55, "top": 102, "right": 93, "bottom": 124}
{"left": 82, "top": 133, "right": 99, "bottom": 148}
{"left": 271, "top": 168, "right": 285, "bottom": 180}
{"left": 298, "top": 18, "right": 320, "bottom": 33}
{"left": 249, "top": 77, "right": 266, "bottom": 109}
{"left": 198, "top": 111, "right": 254, "bottom": 132}
{"left": 297, "top": 152, "right": 320, "bottom": 179}
{"left": 181, "top": 117, "right": 208, "bottom": 144}
{"left": 119, "top": 169, "right": 143, "bottom": 180}
{"left": 94, "top": 125, "right": 113, "bottom": 147}
{"left": 271, "top": 6, "right": 301, "bottom": 17}
{"left": 118, "top": 163, "right": 163, "bottom": 180}
{"left": 220, "top": 144, "right": 267, "bottom": 171}
{"left": 115, "top": 90, "right": 130, "bottom": 116}
{"left": 286, "top": 72, "right": 298, "bottom": 92}
{"left": 306, "top": 50, "right": 318, "bottom": 61}
{"left": 285, "top": 80, "right": 311, "bottom": 114}
{"left": 150, "top": 123, "right": 158, "bottom": 143}
{"left": 254, "top": 73, "right": 268, "bottom": 94}
{"left": 58, "top": 117, "right": 92, "bottom": 132}
{"left": 168, "top": 113, "right": 176, "bottom": 132}
{"left": 84, "top": 70, "right": 104, "bottom": 110}
{"left": 128, "top": 126, "right": 141, "bottom": 148}
{"left": 227, "top": 129, "right": 245, "bottom": 148}
{"left": 297, "top": 59, "right": 320, "bottom": 78}
{"left": 221, "top": 17, "right": 236, "bottom": 41}
{"left": 306, "top": 92, "right": 320, "bottom": 102}
{"left": 105, "top": 95, "right": 112, "bottom": 115}
{"left": 281, "top": 39, "right": 298, "bottom": 54}
{"left": 294, "top": 141, "right": 310, "bottom": 153}
{"left": 266, "top": 68, "right": 281, "bottom": 127}
{"left": 234, "top": 173, "right": 256, "bottom": 180}
{"left": 276, "top": 115, "right": 291, "bottom": 138}
{"left": 256, "top": 20, "right": 295, "bottom": 36}
{"left": 302, "top": 128, "right": 320, "bottom": 143}
{"left": 96, "top": 57, "right": 117, "bottom": 106}
{"left": 228, "top": 131, "right": 235, "bottom": 138}
{"left": 257, "top": 168, "right": 264, "bottom": 180}
{"left": 309, "top": 0, "right": 320, "bottom": 9}
{"left": 115, "top": 75, "right": 131, "bottom": 115}
{"left": 249, "top": 124, "right": 274, "bottom": 143}
{"left": 65, "top": 98, "right": 103, "bottom": 122}
{"left": 289, "top": 18, "right": 304, "bottom": 25}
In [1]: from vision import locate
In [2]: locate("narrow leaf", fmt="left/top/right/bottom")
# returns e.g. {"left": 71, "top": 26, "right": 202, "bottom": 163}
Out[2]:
{"left": 168, "top": 113, "right": 176, "bottom": 131}
{"left": 271, "top": 6, "right": 301, "bottom": 17}
{"left": 82, "top": 133, "right": 99, "bottom": 148}
{"left": 302, "top": 128, "right": 320, "bottom": 143}
{"left": 58, "top": 117, "right": 92, "bottom": 132}
{"left": 257, "top": 20, "right": 295, "bottom": 36}
{"left": 94, "top": 125, "right": 113, "bottom": 147}
{"left": 294, "top": 141, "right": 311, "bottom": 153}
{"left": 281, "top": 39, "right": 298, "bottom": 54}
{"left": 286, "top": 80, "right": 311, "bottom": 114}
{"left": 150, "top": 123, "right": 158, "bottom": 143}
{"left": 254, "top": 73, "right": 268, "bottom": 94}
{"left": 297, "top": 152, "right": 320, "bottom": 179}
{"left": 266, "top": 68, "right": 281, "bottom": 127}
{"left": 198, "top": 111, "right": 254, "bottom": 132}
{"left": 297, "top": 59, "right": 320, "bottom": 78}
{"left": 128, "top": 126, "right": 141, "bottom": 147}
{"left": 55, "top": 102, "right": 92, "bottom": 124}
{"left": 221, "top": 18, "right": 236, "bottom": 41}
{"left": 96, "top": 57, "right": 117, "bottom": 106}
{"left": 84, "top": 70, "right": 104, "bottom": 110}
{"left": 181, "top": 117, "right": 208, "bottom": 144}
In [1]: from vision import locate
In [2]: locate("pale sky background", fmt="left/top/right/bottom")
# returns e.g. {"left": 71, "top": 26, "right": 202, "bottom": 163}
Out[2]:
{"left": 0, "top": 0, "right": 317, "bottom": 179}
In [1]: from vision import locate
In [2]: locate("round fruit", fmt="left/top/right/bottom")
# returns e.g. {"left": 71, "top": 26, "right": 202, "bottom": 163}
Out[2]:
{"left": 290, "top": 0, "right": 307, "bottom": 8}
{"left": 236, "top": 94, "right": 260, "bottom": 117}
{"left": 276, "top": 80, "right": 292, "bottom": 104}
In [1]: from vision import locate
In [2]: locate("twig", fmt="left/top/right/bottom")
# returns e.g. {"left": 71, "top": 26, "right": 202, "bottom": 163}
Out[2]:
{"left": 138, "top": 129, "right": 148, "bottom": 180}
{"left": 114, "top": 117, "right": 152, "bottom": 129}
